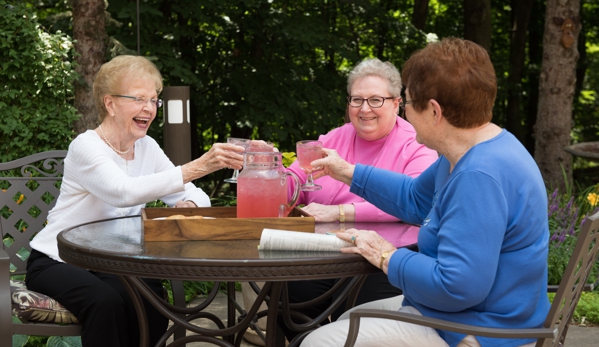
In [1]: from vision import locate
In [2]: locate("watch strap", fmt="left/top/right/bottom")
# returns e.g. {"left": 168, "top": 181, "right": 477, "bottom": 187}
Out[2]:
{"left": 339, "top": 204, "right": 346, "bottom": 223}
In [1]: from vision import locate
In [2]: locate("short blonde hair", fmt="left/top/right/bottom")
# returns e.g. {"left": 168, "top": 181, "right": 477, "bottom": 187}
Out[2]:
{"left": 347, "top": 58, "right": 402, "bottom": 98}
{"left": 93, "top": 55, "right": 163, "bottom": 121}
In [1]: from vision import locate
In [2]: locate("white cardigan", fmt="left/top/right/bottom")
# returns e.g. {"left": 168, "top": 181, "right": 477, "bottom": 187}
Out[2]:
{"left": 30, "top": 130, "right": 210, "bottom": 261}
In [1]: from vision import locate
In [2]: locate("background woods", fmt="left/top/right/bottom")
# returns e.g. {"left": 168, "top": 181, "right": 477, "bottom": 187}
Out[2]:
{"left": 2, "top": 0, "right": 599, "bottom": 192}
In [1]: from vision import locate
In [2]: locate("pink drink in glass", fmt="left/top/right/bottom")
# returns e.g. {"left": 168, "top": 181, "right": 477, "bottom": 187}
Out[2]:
{"left": 296, "top": 140, "right": 323, "bottom": 191}
{"left": 297, "top": 145, "right": 322, "bottom": 173}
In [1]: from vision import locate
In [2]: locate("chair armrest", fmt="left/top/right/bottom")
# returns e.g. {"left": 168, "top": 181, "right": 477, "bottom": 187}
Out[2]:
{"left": 344, "top": 309, "right": 557, "bottom": 347}
{"left": 0, "top": 249, "right": 13, "bottom": 335}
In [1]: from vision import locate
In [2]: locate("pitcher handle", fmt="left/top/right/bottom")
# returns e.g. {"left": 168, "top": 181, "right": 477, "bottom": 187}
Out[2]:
{"left": 279, "top": 171, "right": 301, "bottom": 217}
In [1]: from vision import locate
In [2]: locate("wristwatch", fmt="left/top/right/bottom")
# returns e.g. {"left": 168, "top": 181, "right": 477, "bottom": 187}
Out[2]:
{"left": 339, "top": 204, "right": 346, "bottom": 223}
{"left": 380, "top": 249, "right": 395, "bottom": 269}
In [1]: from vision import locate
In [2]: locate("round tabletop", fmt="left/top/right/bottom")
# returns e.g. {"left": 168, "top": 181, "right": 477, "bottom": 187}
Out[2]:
{"left": 55, "top": 216, "right": 417, "bottom": 282}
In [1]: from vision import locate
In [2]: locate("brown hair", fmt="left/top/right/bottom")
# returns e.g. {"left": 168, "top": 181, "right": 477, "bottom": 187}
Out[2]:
{"left": 93, "top": 55, "right": 163, "bottom": 121}
{"left": 402, "top": 38, "right": 496, "bottom": 128}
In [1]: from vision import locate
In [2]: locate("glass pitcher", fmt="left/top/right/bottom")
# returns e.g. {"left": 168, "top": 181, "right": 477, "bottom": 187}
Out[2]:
{"left": 237, "top": 152, "right": 300, "bottom": 218}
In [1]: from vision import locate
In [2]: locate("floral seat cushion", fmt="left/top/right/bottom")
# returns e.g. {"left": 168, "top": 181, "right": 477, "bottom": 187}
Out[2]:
{"left": 10, "top": 279, "right": 79, "bottom": 324}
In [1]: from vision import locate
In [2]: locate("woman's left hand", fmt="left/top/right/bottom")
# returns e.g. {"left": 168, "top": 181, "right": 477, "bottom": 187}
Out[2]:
{"left": 337, "top": 228, "right": 397, "bottom": 273}
{"left": 301, "top": 203, "right": 340, "bottom": 222}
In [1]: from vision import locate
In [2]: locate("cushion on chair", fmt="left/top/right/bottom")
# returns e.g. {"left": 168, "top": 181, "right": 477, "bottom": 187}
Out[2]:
{"left": 10, "top": 280, "right": 79, "bottom": 324}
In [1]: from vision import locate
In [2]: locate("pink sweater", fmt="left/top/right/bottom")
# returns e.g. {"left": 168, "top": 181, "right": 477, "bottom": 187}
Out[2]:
{"left": 287, "top": 117, "right": 438, "bottom": 224}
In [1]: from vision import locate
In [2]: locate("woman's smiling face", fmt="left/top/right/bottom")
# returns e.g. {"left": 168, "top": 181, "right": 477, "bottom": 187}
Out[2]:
{"left": 348, "top": 75, "right": 399, "bottom": 141}
{"left": 110, "top": 76, "right": 158, "bottom": 141}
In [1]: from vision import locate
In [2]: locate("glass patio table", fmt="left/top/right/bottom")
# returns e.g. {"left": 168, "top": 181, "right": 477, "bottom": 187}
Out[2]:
{"left": 57, "top": 215, "right": 417, "bottom": 347}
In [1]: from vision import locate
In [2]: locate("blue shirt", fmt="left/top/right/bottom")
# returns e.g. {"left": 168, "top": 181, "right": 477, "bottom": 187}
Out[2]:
{"left": 350, "top": 130, "right": 550, "bottom": 347}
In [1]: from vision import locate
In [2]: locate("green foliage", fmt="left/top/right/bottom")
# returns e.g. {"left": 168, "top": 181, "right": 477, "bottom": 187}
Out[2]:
{"left": 547, "top": 184, "right": 599, "bottom": 286}
{"left": 162, "top": 280, "right": 241, "bottom": 304}
{"left": 282, "top": 152, "right": 297, "bottom": 168}
{"left": 105, "top": 0, "right": 427, "bottom": 154}
{"left": 0, "top": 1, "right": 79, "bottom": 161}
{"left": 549, "top": 291, "right": 599, "bottom": 325}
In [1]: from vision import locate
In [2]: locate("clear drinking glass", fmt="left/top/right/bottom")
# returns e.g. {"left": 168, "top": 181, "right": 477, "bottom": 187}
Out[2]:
{"left": 224, "top": 137, "right": 251, "bottom": 183}
{"left": 296, "top": 140, "right": 323, "bottom": 191}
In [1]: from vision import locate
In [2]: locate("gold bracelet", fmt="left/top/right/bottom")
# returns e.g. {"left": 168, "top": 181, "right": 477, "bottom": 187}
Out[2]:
{"left": 379, "top": 249, "right": 395, "bottom": 269}
{"left": 339, "top": 204, "right": 346, "bottom": 223}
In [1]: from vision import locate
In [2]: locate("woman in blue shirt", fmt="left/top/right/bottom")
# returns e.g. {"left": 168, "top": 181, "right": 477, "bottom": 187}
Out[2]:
{"left": 301, "top": 37, "right": 549, "bottom": 347}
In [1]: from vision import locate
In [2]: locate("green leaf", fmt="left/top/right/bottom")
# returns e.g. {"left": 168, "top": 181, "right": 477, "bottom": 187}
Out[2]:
{"left": 47, "top": 336, "right": 83, "bottom": 347}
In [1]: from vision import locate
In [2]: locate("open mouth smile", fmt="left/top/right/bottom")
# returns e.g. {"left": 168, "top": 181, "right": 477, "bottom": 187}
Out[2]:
{"left": 133, "top": 117, "right": 150, "bottom": 125}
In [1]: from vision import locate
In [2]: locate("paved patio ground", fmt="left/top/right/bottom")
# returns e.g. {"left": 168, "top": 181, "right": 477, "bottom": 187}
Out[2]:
{"left": 168, "top": 291, "right": 599, "bottom": 347}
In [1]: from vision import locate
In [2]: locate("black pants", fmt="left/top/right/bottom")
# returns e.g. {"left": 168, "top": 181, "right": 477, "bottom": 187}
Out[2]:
{"left": 279, "top": 271, "right": 402, "bottom": 341}
{"left": 26, "top": 249, "right": 168, "bottom": 347}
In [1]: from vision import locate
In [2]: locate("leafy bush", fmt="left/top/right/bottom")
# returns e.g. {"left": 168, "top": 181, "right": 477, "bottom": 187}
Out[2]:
{"left": 549, "top": 291, "right": 599, "bottom": 325}
{"left": 0, "top": 1, "right": 79, "bottom": 161}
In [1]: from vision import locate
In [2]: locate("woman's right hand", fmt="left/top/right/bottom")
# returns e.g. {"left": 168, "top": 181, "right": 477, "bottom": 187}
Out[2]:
{"left": 311, "top": 148, "right": 355, "bottom": 186}
{"left": 181, "top": 142, "right": 245, "bottom": 183}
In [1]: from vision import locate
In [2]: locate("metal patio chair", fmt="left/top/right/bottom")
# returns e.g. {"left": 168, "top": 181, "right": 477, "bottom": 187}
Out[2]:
{"left": 0, "top": 150, "right": 188, "bottom": 345}
{"left": 0, "top": 150, "right": 82, "bottom": 345}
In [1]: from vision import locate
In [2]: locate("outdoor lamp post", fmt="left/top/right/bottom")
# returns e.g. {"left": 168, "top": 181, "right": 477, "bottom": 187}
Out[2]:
{"left": 163, "top": 86, "right": 192, "bottom": 166}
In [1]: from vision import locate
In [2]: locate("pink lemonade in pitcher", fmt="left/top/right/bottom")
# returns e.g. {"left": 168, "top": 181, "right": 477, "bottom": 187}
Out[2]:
{"left": 236, "top": 152, "right": 300, "bottom": 218}
{"left": 237, "top": 175, "right": 287, "bottom": 218}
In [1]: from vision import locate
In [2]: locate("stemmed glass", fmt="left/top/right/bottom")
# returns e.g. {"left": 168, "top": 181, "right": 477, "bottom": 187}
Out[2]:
{"left": 296, "top": 140, "right": 323, "bottom": 191}
{"left": 224, "top": 137, "right": 251, "bottom": 183}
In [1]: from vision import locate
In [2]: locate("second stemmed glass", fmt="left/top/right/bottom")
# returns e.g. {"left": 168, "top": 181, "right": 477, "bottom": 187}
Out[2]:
{"left": 224, "top": 137, "right": 251, "bottom": 183}
{"left": 296, "top": 140, "right": 323, "bottom": 191}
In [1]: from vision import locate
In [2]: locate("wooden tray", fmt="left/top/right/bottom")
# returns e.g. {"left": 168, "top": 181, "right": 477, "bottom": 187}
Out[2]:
{"left": 141, "top": 206, "right": 314, "bottom": 242}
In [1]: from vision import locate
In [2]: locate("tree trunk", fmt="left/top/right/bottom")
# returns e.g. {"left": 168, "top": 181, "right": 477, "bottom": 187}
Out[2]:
{"left": 505, "top": 0, "right": 535, "bottom": 145}
{"left": 534, "top": 0, "right": 581, "bottom": 192}
{"left": 72, "top": 0, "right": 106, "bottom": 134}
{"left": 526, "top": 0, "right": 545, "bottom": 155}
{"left": 412, "top": 0, "right": 429, "bottom": 31}
{"left": 463, "top": 0, "right": 492, "bottom": 51}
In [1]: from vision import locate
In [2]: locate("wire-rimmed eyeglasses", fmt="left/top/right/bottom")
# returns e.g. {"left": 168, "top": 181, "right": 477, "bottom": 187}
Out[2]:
{"left": 112, "top": 95, "right": 163, "bottom": 108}
{"left": 347, "top": 96, "right": 395, "bottom": 108}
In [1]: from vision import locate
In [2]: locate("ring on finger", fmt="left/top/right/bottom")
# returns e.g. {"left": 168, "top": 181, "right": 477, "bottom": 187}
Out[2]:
{"left": 350, "top": 235, "right": 357, "bottom": 244}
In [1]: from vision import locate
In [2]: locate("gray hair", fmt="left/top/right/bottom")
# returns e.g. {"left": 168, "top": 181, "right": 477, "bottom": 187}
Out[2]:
{"left": 346, "top": 58, "right": 402, "bottom": 98}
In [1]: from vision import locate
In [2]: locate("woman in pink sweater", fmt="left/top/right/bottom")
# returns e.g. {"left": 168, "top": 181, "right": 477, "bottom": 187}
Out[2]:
{"left": 279, "top": 58, "right": 438, "bottom": 342}
{"left": 287, "top": 59, "right": 437, "bottom": 227}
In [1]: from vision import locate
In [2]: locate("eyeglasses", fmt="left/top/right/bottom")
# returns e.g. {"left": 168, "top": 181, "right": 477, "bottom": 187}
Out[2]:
{"left": 399, "top": 99, "right": 414, "bottom": 111}
{"left": 112, "top": 95, "right": 163, "bottom": 108}
{"left": 347, "top": 96, "right": 395, "bottom": 108}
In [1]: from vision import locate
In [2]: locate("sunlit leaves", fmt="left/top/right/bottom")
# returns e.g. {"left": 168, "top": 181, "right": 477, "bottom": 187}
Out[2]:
{"left": 0, "top": 0, "right": 79, "bottom": 161}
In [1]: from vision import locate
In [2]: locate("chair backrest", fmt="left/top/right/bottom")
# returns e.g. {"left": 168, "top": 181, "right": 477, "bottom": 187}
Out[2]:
{"left": 539, "top": 210, "right": 599, "bottom": 347}
{"left": 0, "top": 151, "right": 67, "bottom": 276}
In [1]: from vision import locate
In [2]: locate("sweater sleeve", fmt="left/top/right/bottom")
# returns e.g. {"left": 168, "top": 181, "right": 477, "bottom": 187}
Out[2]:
{"left": 352, "top": 138, "right": 438, "bottom": 222}
{"left": 145, "top": 139, "right": 211, "bottom": 207}
{"left": 66, "top": 135, "right": 186, "bottom": 207}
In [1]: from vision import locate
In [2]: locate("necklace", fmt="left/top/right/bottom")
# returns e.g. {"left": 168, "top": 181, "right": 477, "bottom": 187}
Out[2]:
{"left": 98, "top": 124, "right": 131, "bottom": 155}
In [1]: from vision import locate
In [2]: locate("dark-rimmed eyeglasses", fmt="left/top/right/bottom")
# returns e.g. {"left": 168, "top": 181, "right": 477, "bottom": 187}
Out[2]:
{"left": 347, "top": 96, "right": 395, "bottom": 108}
{"left": 112, "top": 95, "right": 163, "bottom": 108}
